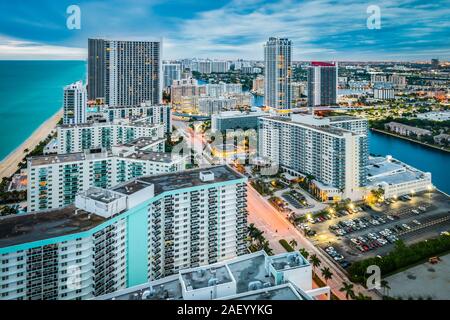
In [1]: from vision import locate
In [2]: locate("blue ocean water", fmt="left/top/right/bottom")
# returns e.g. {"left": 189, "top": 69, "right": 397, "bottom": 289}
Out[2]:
{"left": 0, "top": 60, "right": 86, "bottom": 160}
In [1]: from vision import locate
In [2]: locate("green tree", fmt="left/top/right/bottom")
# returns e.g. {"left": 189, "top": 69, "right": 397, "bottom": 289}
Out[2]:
{"left": 380, "top": 280, "right": 391, "bottom": 297}
{"left": 289, "top": 239, "right": 298, "bottom": 249}
{"left": 320, "top": 267, "right": 333, "bottom": 284}
{"left": 339, "top": 281, "right": 355, "bottom": 299}
{"left": 299, "top": 248, "right": 310, "bottom": 260}
{"left": 309, "top": 254, "right": 321, "bottom": 274}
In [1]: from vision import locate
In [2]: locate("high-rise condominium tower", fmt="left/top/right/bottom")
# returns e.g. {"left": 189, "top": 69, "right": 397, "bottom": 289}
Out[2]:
{"left": 264, "top": 37, "right": 292, "bottom": 110}
{"left": 63, "top": 81, "right": 87, "bottom": 125}
{"left": 88, "top": 39, "right": 162, "bottom": 106}
{"left": 307, "top": 62, "right": 338, "bottom": 108}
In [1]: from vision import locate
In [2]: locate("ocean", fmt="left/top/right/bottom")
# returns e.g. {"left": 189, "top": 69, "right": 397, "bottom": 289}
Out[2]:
{"left": 0, "top": 60, "right": 86, "bottom": 161}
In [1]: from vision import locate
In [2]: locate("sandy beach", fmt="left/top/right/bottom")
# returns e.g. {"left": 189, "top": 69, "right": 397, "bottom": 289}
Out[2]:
{"left": 0, "top": 109, "right": 62, "bottom": 180}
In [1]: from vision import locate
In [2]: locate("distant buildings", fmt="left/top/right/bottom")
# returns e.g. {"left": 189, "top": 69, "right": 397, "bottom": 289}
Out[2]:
{"left": 63, "top": 81, "right": 87, "bottom": 125}
{"left": 1, "top": 165, "right": 247, "bottom": 300}
{"left": 373, "top": 83, "right": 395, "bottom": 100}
{"left": 205, "top": 83, "right": 243, "bottom": 98}
{"left": 188, "top": 59, "right": 231, "bottom": 74}
{"left": 388, "top": 74, "right": 407, "bottom": 89}
{"left": 259, "top": 114, "right": 368, "bottom": 201}
{"left": 88, "top": 39, "right": 162, "bottom": 106}
{"left": 171, "top": 78, "right": 206, "bottom": 110}
{"left": 27, "top": 138, "right": 187, "bottom": 212}
{"left": 198, "top": 97, "right": 237, "bottom": 115}
{"left": 417, "top": 110, "right": 450, "bottom": 122}
{"left": 163, "top": 63, "right": 181, "bottom": 89}
{"left": 291, "top": 82, "right": 306, "bottom": 106}
{"left": 211, "top": 110, "right": 267, "bottom": 133}
{"left": 431, "top": 58, "right": 440, "bottom": 70}
{"left": 384, "top": 122, "right": 432, "bottom": 137}
{"left": 252, "top": 76, "right": 264, "bottom": 95}
{"left": 307, "top": 62, "right": 338, "bottom": 108}
{"left": 264, "top": 37, "right": 292, "bottom": 110}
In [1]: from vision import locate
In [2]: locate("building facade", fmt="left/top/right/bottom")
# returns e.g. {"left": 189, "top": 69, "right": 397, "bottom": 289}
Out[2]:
{"left": 163, "top": 63, "right": 181, "bottom": 89}
{"left": 259, "top": 114, "right": 368, "bottom": 201}
{"left": 264, "top": 38, "right": 292, "bottom": 110}
{"left": 0, "top": 166, "right": 247, "bottom": 300}
{"left": 88, "top": 39, "right": 162, "bottom": 106}
{"left": 63, "top": 81, "right": 87, "bottom": 125}
{"left": 211, "top": 111, "right": 267, "bottom": 133}
{"left": 27, "top": 138, "right": 187, "bottom": 212}
{"left": 56, "top": 118, "right": 165, "bottom": 154}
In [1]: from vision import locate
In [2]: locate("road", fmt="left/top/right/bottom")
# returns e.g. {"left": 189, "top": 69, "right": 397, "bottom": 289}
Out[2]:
{"left": 247, "top": 184, "right": 380, "bottom": 300}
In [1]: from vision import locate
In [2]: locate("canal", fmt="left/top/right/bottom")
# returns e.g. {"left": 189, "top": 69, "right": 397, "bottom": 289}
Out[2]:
{"left": 369, "top": 131, "right": 450, "bottom": 194}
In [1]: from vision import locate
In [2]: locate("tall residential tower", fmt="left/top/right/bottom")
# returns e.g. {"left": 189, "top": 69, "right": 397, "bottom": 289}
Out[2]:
{"left": 307, "top": 62, "right": 338, "bottom": 108}
{"left": 264, "top": 38, "right": 292, "bottom": 111}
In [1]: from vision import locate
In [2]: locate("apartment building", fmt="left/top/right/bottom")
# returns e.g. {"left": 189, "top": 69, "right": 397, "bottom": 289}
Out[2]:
{"left": 63, "top": 81, "right": 87, "bottom": 125}
{"left": 88, "top": 39, "right": 162, "bottom": 106}
{"left": 0, "top": 166, "right": 247, "bottom": 300}
{"left": 56, "top": 118, "right": 164, "bottom": 154}
{"left": 27, "top": 138, "right": 187, "bottom": 212}
{"left": 259, "top": 114, "right": 368, "bottom": 201}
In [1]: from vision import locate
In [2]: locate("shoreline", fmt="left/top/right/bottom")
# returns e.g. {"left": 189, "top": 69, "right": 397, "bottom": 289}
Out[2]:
{"left": 370, "top": 128, "right": 450, "bottom": 153}
{"left": 0, "top": 109, "right": 62, "bottom": 180}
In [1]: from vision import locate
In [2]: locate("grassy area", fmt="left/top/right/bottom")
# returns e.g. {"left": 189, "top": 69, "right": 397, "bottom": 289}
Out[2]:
{"left": 348, "top": 235, "right": 450, "bottom": 284}
{"left": 279, "top": 239, "right": 295, "bottom": 252}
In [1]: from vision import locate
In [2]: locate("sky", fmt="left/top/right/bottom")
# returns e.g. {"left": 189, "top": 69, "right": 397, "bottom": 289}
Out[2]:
{"left": 0, "top": 0, "right": 449, "bottom": 61}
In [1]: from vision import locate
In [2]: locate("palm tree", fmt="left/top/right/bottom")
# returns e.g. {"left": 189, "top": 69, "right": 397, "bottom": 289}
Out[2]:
{"left": 339, "top": 281, "right": 355, "bottom": 300}
{"left": 380, "top": 280, "right": 391, "bottom": 297}
{"left": 289, "top": 239, "right": 298, "bottom": 249}
{"left": 321, "top": 267, "right": 333, "bottom": 284}
{"left": 309, "top": 254, "right": 321, "bottom": 274}
{"left": 299, "top": 248, "right": 309, "bottom": 260}
{"left": 262, "top": 240, "right": 273, "bottom": 256}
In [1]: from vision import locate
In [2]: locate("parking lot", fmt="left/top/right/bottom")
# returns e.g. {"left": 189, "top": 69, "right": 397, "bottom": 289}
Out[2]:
{"left": 306, "top": 190, "right": 450, "bottom": 266}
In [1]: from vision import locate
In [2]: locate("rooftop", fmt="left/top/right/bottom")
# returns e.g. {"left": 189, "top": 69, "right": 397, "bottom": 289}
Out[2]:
{"left": 0, "top": 206, "right": 105, "bottom": 249}
{"left": 95, "top": 251, "right": 314, "bottom": 301}
{"left": 113, "top": 165, "right": 244, "bottom": 196}
{"left": 269, "top": 252, "right": 309, "bottom": 271}
{"left": 181, "top": 266, "right": 233, "bottom": 291}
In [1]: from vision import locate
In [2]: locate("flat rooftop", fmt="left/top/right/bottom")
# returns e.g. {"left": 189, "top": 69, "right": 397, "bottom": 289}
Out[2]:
{"left": 113, "top": 165, "right": 244, "bottom": 196}
{"left": 262, "top": 116, "right": 359, "bottom": 137}
{"left": 0, "top": 206, "right": 105, "bottom": 249}
{"left": 231, "top": 285, "right": 304, "bottom": 300}
{"left": 181, "top": 266, "right": 233, "bottom": 291}
{"left": 270, "top": 252, "right": 309, "bottom": 271}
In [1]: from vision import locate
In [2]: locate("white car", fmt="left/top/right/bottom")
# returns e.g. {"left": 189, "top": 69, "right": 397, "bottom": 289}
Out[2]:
{"left": 412, "top": 220, "right": 421, "bottom": 225}
{"left": 402, "top": 224, "right": 411, "bottom": 230}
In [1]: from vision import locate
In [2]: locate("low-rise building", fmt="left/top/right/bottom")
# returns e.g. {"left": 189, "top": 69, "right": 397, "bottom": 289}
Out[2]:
{"left": 366, "top": 156, "right": 433, "bottom": 199}
{"left": 384, "top": 122, "right": 432, "bottom": 137}
{"left": 211, "top": 110, "right": 267, "bottom": 132}
{"left": 417, "top": 111, "right": 450, "bottom": 122}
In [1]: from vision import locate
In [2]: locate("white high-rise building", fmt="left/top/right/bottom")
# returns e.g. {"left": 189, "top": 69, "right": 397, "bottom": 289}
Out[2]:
{"left": 163, "top": 63, "right": 181, "bottom": 89}
{"left": 63, "top": 81, "right": 87, "bottom": 125}
{"left": 264, "top": 37, "right": 292, "bottom": 110}
{"left": 0, "top": 166, "right": 247, "bottom": 300}
{"left": 211, "top": 61, "right": 230, "bottom": 73}
{"left": 27, "top": 137, "right": 187, "bottom": 212}
{"left": 259, "top": 114, "right": 368, "bottom": 201}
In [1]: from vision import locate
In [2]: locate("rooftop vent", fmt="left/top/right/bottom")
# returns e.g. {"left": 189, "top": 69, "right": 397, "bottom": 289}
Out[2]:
{"left": 199, "top": 171, "right": 215, "bottom": 182}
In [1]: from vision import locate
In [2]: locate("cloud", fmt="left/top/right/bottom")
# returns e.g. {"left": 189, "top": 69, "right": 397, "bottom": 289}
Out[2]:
{"left": 0, "top": 0, "right": 448, "bottom": 60}
{"left": 0, "top": 36, "right": 85, "bottom": 60}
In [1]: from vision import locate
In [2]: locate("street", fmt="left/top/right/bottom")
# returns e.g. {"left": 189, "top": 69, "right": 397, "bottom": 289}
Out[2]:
{"left": 247, "top": 184, "right": 380, "bottom": 300}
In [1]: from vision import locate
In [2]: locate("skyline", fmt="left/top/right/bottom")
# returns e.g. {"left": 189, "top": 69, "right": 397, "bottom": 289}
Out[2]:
{"left": 0, "top": 0, "right": 449, "bottom": 61}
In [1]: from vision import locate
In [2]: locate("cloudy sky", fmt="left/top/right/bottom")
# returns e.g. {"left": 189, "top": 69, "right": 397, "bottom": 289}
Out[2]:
{"left": 0, "top": 0, "right": 449, "bottom": 61}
